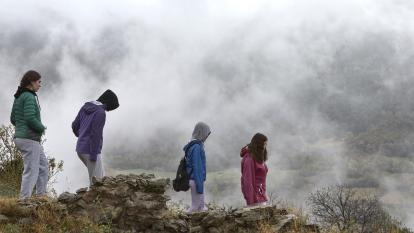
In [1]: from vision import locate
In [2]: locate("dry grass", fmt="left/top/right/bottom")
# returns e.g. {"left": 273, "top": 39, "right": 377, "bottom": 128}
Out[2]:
{"left": 257, "top": 221, "right": 274, "bottom": 233}
{"left": 0, "top": 197, "right": 111, "bottom": 233}
{"left": 257, "top": 220, "right": 319, "bottom": 233}
{"left": 256, "top": 206, "right": 318, "bottom": 233}
{"left": 0, "top": 198, "right": 29, "bottom": 217}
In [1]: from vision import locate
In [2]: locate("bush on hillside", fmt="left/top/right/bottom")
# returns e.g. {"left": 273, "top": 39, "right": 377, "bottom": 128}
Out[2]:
{"left": 0, "top": 124, "right": 63, "bottom": 197}
{"left": 308, "top": 185, "right": 412, "bottom": 233}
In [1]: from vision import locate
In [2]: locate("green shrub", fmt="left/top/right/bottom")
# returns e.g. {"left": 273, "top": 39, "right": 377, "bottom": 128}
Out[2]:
{"left": 0, "top": 125, "right": 64, "bottom": 197}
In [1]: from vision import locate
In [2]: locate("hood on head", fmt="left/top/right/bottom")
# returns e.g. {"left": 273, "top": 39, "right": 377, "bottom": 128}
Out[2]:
{"left": 14, "top": 86, "right": 36, "bottom": 98}
{"left": 240, "top": 145, "right": 249, "bottom": 157}
{"left": 97, "top": 89, "right": 119, "bottom": 111}
{"left": 191, "top": 122, "right": 211, "bottom": 142}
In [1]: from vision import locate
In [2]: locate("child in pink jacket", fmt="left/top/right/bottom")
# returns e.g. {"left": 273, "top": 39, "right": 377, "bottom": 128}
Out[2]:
{"left": 241, "top": 133, "right": 268, "bottom": 207}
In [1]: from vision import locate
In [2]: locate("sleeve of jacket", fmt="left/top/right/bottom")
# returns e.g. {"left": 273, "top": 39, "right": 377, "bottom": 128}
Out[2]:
{"left": 89, "top": 110, "right": 106, "bottom": 161}
{"left": 241, "top": 156, "right": 256, "bottom": 205}
{"left": 23, "top": 95, "right": 45, "bottom": 133}
{"left": 191, "top": 144, "right": 205, "bottom": 194}
{"left": 71, "top": 110, "right": 81, "bottom": 137}
{"left": 10, "top": 102, "right": 16, "bottom": 126}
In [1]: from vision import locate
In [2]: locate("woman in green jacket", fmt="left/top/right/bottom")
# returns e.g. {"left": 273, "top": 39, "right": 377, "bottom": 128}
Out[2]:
{"left": 10, "top": 70, "right": 48, "bottom": 199}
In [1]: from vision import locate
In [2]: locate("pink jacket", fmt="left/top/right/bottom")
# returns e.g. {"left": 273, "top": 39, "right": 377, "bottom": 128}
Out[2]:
{"left": 240, "top": 146, "right": 268, "bottom": 205}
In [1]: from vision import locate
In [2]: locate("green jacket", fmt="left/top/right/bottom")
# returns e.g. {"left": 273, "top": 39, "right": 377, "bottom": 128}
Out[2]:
{"left": 10, "top": 89, "right": 46, "bottom": 142}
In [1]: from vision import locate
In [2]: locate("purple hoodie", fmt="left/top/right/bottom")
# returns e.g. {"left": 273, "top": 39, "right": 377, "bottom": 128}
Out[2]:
{"left": 72, "top": 101, "right": 106, "bottom": 161}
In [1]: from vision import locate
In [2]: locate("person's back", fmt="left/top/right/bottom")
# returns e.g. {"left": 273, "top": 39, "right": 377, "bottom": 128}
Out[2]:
{"left": 72, "top": 89, "right": 119, "bottom": 186}
{"left": 240, "top": 147, "right": 268, "bottom": 205}
{"left": 184, "top": 140, "right": 206, "bottom": 193}
{"left": 240, "top": 133, "right": 269, "bottom": 207}
{"left": 73, "top": 101, "right": 106, "bottom": 158}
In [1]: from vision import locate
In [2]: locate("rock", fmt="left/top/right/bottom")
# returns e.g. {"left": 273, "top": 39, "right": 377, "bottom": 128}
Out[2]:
{"left": 143, "top": 178, "right": 170, "bottom": 194}
{"left": 189, "top": 211, "right": 209, "bottom": 222}
{"left": 240, "top": 210, "right": 268, "bottom": 222}
{"left": 275, "top": 208, "right": 288, "bottom": 215}
{"left": 189, "top": 226, "right": 203, "bottom": 233}
{"left": 76, "top": 187, "right": 88, "bottom": 194}
{"left": 115, "top": 184, "right": 131, "bottom": 197}
{"left": 164, "top": 222, "right": 180, "bottom": 232}
{"left": 58, "top": 192, "right": 76, "bottom": 203}
{"left": 111, "top": 207, "right": 123, "bottom": 220}
{"left": 234, "top": 218, "right": 244, "bottom": 225}
{"left": 152, "top": 222, "right": 165, "bottom": 231}
{"left": 208, "top": 227, "right": 220, "bottom": 233}
{"left": 58, "top": 174, "right": 179, "bottom": 232}
{"left": 76, "top": 199, "right": 88, "bottom": 209}
{"left": 163, "top": 219, "right": 189, "bottom": 232}
{"left": 18, "top": 217, "right": 33, "bottom": 225}
{"left": 91, "top": 176, "right": 103, "bottom": 186}
{"left": 55, "top": 174, "right": 317, "bottom": 232}
{"left": 125, "top": 200, "right": 135, "bottom": 208}
{"left": 81, "top": 192, "right": 98, "bottom": 203}
{"left": 304, "top": 224, "right": 320, "bottom": 233}
{"left": 201, "top": 212, "right": 226, "bottom": 226}
{"left": 0, "top": 214, "right": 9, "bottom": 224}
{"left": 273, "top": 214, "right": 297, "bottom": 231}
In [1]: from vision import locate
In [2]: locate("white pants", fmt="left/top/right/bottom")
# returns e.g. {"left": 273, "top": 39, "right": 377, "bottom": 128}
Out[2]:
{"left": 14, "top": 138, "right": 48, "bottom": 199}
{"left": 77, "top": 153, "right": 104, "bottom": 186}
{"left": 187, "top": 180, "right": 206, "bottom": 213}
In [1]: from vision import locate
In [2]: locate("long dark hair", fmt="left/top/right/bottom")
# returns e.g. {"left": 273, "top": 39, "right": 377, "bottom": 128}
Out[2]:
{"left": 248, "top": 133, "right": 268, "bottom": 163}
{"left": 20, "top": 70, "right": 41, "bottom": 88}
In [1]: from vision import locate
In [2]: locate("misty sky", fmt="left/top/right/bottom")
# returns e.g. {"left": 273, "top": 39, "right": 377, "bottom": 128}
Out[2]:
{"left": 1, "top": 0, "right": 414, "bottom": 227}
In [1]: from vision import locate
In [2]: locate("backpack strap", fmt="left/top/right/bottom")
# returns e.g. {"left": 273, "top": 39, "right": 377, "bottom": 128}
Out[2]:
{"left": 184, "top": 139, "right": 202, "bottom": 159}
{"left": 183, "top": 140, "right": 202, "bottom": 177}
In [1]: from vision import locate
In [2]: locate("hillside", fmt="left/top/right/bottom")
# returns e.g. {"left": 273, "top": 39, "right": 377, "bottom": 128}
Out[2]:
{"left": 0, "top": 174, "right": 319, "bottom": 233}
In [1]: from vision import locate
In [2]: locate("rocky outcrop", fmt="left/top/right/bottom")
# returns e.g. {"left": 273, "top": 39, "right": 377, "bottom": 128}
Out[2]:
{"left": 187, "top": 207, "right": 314, "bottom": 233}
{"left": 56, "top": 173, "right": 318, "bottom": 233}
{"left": 58, "top": 173, "right": 184, "bottom": 232}
{"left": 0, "top": 173, "right": 319, "bottom": 232}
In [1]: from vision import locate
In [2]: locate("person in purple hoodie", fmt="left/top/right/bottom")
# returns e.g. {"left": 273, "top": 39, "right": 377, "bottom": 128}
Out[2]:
{"left": 71, "top": 89, "right": 119, "bottom": 186}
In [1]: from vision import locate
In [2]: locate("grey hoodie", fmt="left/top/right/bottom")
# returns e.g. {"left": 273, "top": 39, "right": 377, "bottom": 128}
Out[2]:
{"left": 191, "top": 122, "right": 211, "bottom": 142}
